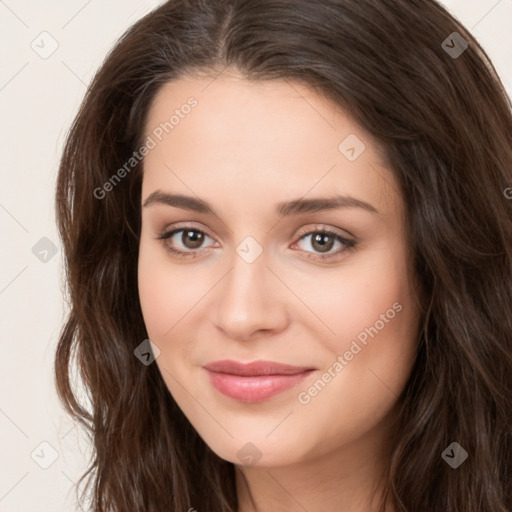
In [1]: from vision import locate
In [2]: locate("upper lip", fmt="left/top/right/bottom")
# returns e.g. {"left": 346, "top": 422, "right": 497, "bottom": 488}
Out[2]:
{"left": 204, "top": 359, "right": 315, "bottom": 376}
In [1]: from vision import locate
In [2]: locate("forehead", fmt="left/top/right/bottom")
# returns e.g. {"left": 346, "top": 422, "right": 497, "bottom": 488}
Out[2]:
{"left": 141, "top": 72, "right": 399, "bottom": 219}
{"left": 145, "top": 71, "right": 363, "bottom": 152}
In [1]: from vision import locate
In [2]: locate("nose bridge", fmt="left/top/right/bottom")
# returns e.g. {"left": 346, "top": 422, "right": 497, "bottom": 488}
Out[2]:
{"left": 214, "top": 241, "right": 285, "bottom": 339}
{"left": 220, "top": 246, "right": 268, "bottom": 315}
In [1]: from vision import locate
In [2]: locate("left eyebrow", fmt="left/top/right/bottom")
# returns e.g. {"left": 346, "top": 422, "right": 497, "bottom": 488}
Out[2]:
{"left": 275, "top": 195, "right": 380, "bottom": 217}
{"left": 142, "top": 191, "right": 380, "bottom": 217}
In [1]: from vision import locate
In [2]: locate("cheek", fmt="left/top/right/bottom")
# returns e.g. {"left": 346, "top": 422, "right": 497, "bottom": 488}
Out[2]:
{"left": 137, "top": 244, "right": 207, "bottom": 340}
{"left": 293, "top": 243, "right": 414, "bottom": 350}
{"left": 138, "top": 254, "right": 185, "bottom": 359}
{"left": 294, "top": 251, "right": 419, "bottom": 432}
{"left": 291, "top": 240, "right": 419, "bottom": 408}
{"left": 138, "top": 256, "right": 174, "bottom": 339}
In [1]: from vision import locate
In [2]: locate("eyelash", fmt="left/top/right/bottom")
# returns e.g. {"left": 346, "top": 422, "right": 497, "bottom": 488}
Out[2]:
{"left": 155, "top": 225, "right": 357, "bottom": 262}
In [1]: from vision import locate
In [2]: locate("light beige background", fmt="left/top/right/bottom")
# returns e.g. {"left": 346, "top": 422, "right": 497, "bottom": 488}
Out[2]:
{"left": 0, "top": 0, "right": 511, "bottom": 510}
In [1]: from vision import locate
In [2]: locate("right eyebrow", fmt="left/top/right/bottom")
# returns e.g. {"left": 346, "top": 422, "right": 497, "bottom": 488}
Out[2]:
{"left": 142, "top": 191, "right": 216, "bottom": 215}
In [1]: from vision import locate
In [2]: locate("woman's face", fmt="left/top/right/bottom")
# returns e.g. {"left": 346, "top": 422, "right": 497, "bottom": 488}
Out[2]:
{"left": 138, "top": 71, "right": 421, "bottom": 468}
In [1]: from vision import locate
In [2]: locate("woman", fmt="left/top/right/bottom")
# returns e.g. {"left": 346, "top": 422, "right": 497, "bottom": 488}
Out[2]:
{"left": 54, "top": 1, "right": 512, "bottom": 510}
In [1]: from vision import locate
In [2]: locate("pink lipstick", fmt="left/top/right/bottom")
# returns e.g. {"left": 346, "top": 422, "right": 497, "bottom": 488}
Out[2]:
{"left": 203, "top": 360, "right": 315, "bottom": 403}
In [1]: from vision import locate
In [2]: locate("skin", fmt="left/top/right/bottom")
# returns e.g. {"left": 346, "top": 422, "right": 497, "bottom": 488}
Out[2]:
{"left": 138, "top": 69, "right": 421, "bottom": 512}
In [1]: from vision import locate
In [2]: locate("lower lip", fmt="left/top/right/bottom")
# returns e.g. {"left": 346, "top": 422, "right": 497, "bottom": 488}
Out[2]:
{"left": 205, "top": 369, "right": 313, "bottom": 403}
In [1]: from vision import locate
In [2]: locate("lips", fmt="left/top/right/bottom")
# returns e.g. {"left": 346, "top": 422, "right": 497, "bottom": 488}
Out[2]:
{"left": 203, "top": 359, "right": 315, "bottom": 402}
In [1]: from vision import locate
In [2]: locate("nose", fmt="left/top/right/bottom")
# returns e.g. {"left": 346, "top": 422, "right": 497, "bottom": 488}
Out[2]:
{"left": 214, "top": 247, "right": 288, "bottom": 341}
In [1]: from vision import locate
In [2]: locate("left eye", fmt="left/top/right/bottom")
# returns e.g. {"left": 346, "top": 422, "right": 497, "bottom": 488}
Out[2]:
{"left": 297, "top": 229, "right": 356, "bottom": 260}
{"left": 294, "top": 230, "right": 354, "bottom": 256}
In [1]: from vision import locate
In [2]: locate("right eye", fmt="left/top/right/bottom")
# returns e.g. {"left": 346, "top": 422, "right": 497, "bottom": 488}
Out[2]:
{"left": 155, "top": 227, "right": 217, "bottom": 259}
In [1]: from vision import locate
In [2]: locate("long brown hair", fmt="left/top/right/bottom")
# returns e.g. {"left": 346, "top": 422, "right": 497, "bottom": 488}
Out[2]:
{"left": 54, "top": 1, "right": 512, "bottom": 510}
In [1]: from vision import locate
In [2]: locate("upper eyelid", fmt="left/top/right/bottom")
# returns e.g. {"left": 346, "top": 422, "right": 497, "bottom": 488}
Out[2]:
{"left": 159, "top": 222, "right": 350, "bottom": 236}
{"left": 295, "top": 223, "right": 354, "bottom": 239}
{"left": 159, "top": 224, "right": 353, "bottom": 248}
{"left": 160, "top": 222, "right": 216, "bottom": 240}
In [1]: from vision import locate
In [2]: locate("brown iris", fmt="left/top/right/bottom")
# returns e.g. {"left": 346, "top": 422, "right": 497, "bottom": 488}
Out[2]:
{"left": 182, "top": 230, "right": 204, "bottom": 249}
{"left": 311, "top": 233, "right": 335, "bottom": 253}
